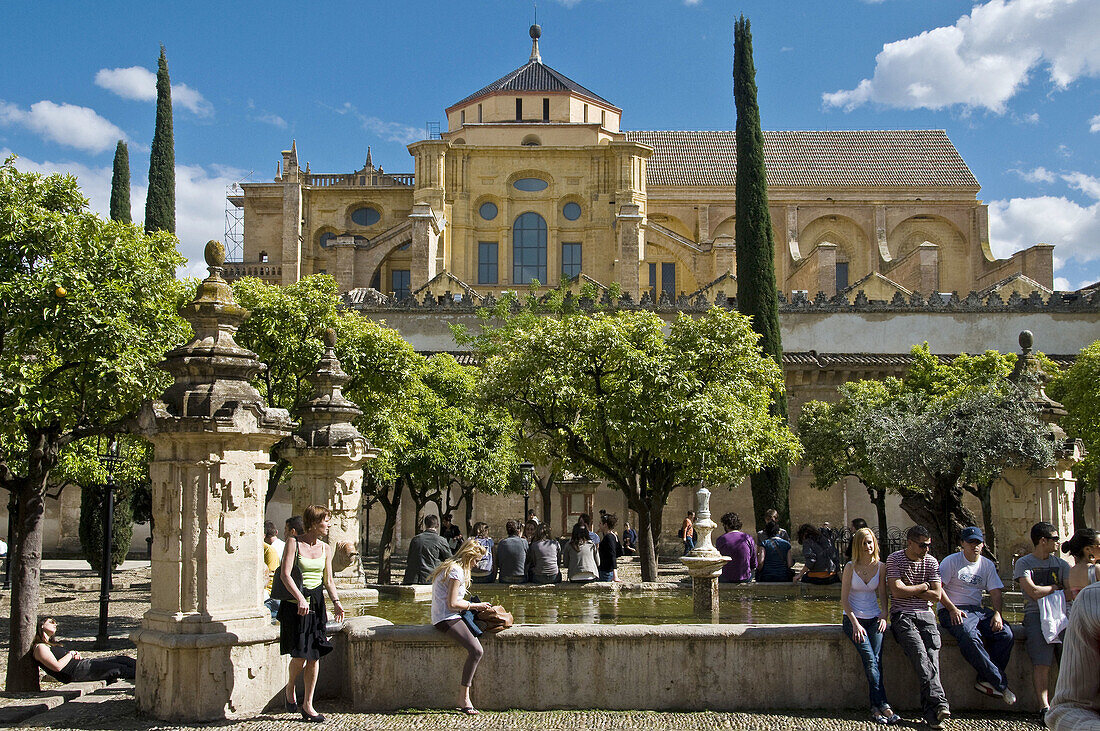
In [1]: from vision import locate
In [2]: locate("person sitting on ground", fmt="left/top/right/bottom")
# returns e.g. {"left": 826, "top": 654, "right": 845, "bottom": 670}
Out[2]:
{"left": 429, "top": 539, "right": 493, "bottom": 716}
{"left": 680, "top": 510, "right": 696, "bottom": 555}
{"left": 32, "top": 617, "right": 136, "bottom": 683}
{"left": 470, "top": 522, "right": 495, "bottom": 584}
{"left": 716, "top": 512, "right": 756, "bottom": 584}
{"left": 1047, "top": 581, "right": 1100, "bottom": 729}
{"left": 794, "top": 523, "right": 840, "bottom": 585}
{"left": 938, "top": 526, "right": 1016, "bottom": 705}
{"left": 440, "top": 513, "right": 464, "bottom": 552}
{"left": 564, "top": 522, "right": 599, "bottom": 583}
{"left": 1062, "top": 528, "right": 1100, "bottom": 602}
{"left": 1014, "top": 521, "right": 1071, "bottom": 725}
{"left": 622, "top": 522, "right": 638, "bottom": 555}
{"left": 496, "top": 519, "right": 529, "bottom": 584}
{"left": 888, "top": 525, "right": 950, "bottom": 729}
{"left": 756, "top": 521, "right": 794, "bottom": 582}
{"left": 403, "top": 514, "right": 452, "bottom": 585}
{"left": 597, "top": 513, "right": 621, "bottom": 581}
{"left": 756, "top": 508, "right": 790, "bottom": 546}
{"left": 845, "top": 518, "right": 869, "bottom": 560}
{"left": 526, "top": 522, "right": 562, "bottom": 584}
{"left": 840, "top": 528, "right": 899, "bottom": 725}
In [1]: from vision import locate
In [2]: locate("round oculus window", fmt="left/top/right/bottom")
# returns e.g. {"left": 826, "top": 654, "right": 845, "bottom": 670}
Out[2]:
{"left": 562, "top": 202, "right": 582, "bottom": 221}
{"left": 350, "top": 207, "right": 381, "bottom": 226}
{"left": 479, "top": 202, "right": 498, "bottom": 221}
{"left": 513, "top": 177, "right": 548, "bottom": 192}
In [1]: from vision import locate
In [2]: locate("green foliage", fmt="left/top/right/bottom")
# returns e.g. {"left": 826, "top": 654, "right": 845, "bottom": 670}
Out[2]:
{"left": 1049, "top": 340, "right": 1100, "bottom": 490}
{"left": 733, "top": 16, "right": 790, "bottom": 529}
{"left": 109, "top": 141, "right": 130, "bottom": 224}
{"left": 145, "top": 46, "right": 175, "bottom": 234}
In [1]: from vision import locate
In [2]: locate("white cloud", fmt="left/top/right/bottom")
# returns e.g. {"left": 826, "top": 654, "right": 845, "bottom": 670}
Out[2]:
{"left": 336, "top": 103, "right": 422, "bottom": 144}
{"left": 823, "top": 0, "right": 1100, "bottom": 112}
{"left": 6, "top": 150, "right": 245, "bottom": 277}
{"left": 988, "top": 195, "right": 1100, "bottom": 266}
{"left": 253, "top": 112, "right": 288, "bottom": 129}
{"left": 1062, "top": 171, "right": 1100, "bottom": 200}
{"left": 0, "top": 100, "right": 125, "bottom": 153}
{"left": 1091, "top": 113, "right": 1100, "bottom": 132}
{"left": 95, "top": 66, "right": 213, "bottom": 117}
{"left": 1016, "top": 166, "right": 1056, "bottom": 183}
{"left": 1054, "top": 276, "right": 1072, "bottom": 290}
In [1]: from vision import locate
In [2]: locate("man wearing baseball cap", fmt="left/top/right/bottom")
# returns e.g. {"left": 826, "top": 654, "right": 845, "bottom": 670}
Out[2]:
{"left": 938, "top": 526, "right": 1017, "bottom": 705}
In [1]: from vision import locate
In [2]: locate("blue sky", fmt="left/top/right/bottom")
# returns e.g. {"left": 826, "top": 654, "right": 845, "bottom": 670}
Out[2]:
{"left": 2, "top": 0, "right": 1097, "bottom": 288}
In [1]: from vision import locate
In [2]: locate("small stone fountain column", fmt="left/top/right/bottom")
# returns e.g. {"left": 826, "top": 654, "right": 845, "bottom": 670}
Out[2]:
{"left": 133, "top": 241, "right": 293, "bottom": 720}
{"left": 679, "top": 485, "right": 729, "bottom": 614}
{"left": 280, "top": 329, "right": 379, "bottom": 599}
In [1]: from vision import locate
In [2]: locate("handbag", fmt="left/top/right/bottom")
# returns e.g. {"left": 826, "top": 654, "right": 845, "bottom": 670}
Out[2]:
{"left": 475, "top": 604, "right": 514, "bottom": 633}
{"left": 270, "top": 545, "right": 304, "bottom": 602}
{"left": 1038, "top": 589, "right": 1068, "bottom": 643}
{"left": 460, "top": 594, "right": 484, "bottom": 638}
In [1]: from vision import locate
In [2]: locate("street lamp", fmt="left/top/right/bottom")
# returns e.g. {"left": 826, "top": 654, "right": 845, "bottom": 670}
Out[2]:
{"left": 519, "top": 462, "right": 535, "bottom": 520}
{"left": 95, "top": 435, "right": 125, "bottom": 648}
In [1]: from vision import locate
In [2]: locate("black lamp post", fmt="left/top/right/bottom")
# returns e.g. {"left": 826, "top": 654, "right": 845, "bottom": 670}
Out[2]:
{"left": 519, "top": 461, "right": 535, "bottom": 519}
{"left": 95, "top": 436, "right": 124, "bottom": 648}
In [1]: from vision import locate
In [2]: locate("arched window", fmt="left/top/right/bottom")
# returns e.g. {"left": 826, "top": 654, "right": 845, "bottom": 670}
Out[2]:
{"left": 512, "top": 212, "right": 547, "bottom": 285}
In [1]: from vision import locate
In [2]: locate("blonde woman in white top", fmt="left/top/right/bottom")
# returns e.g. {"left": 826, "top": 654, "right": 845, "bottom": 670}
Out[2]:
{"left": 429, "top": 539, "right": 492, "bottom": 715}
{"left": 841, "top": 527, "right": 899, "bottom": 725}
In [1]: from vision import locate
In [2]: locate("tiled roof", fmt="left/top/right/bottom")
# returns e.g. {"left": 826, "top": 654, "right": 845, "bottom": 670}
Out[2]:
{"left": 450, "top": 60, "right": 615, "bottom": 110}
{"left": 624, "top": 130, "right": 980, "bottom": 188}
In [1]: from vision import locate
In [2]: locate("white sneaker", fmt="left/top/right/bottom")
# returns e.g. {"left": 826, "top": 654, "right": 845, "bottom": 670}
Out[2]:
{"left": 975, "top": 680, "right": 1003, "bottom": 698}
{"left": 1001, "top": 687, "right": 1017, "bottom": 705}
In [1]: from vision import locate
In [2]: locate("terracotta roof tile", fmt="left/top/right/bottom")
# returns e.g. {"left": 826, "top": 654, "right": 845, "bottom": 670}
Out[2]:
{"left": 624, "top": 130, "right": 979, "bottom": 188}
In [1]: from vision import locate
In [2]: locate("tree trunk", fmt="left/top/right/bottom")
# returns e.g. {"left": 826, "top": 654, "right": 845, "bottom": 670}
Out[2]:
{"left": 867, "top": 484, "right": 889, "bottom": 554}
{"left": 1073, "top": 477, "right": 1089, "bottom": 532}
{"left": 898, "top": 480, "right": 980, "bottom": 559}
{"left": 265, "top": 458, "right": 289, "bottom": 506}
{"left": 634, "top": 501, "right": 658, "bottom": 582}
{"left": 540, "top": 480, "right": 552, "bottom": 528}
{"left": 376, "top": 478, "right": 403, "bottom": 585}
{"left": 462, "top": 486, "right": 475, "bottom": 539}
{"left": 6, "top": 479, "right": 46, "bottom": 691}
{"left": 978, "top": 486, "right": 998, "bottom": 563}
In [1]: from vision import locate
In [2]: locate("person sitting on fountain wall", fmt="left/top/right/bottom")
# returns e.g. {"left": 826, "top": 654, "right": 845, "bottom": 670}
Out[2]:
{"left": 526, "top": 522, "right": 562, "bottom": 584}
{"left": 1047, "top": 580, "right": 1100, "bottom": 729}
{"left": 564, "top": 522, "right": 599, "bottom": 582}
{"left": 845, "top": 518, "right": 869, "bottom": 560}
{"left": 937, "top": 526, "right": 1017, "bottom": 706}
{"left": 470, "top": 522, "right": 496, "bottom": 584}
{"left": 794, "top": 523, "right": 841, "bottom": 585}
{"left": 278, "top": 504, "right": 344, "bottom": 723}
{"left": 579, "top": 512, "right": 600, "bottom": 546}
{"left": 496, "top": 520, "right": 529, "bottom": 584}
{"left": 756, "top": 520, "right": 794, "bottom": 582}
{"left": 622, "top": 522, "right": 638, "bottom": 555}
{"left": 440, "top": 513, "right": 464, "bottom": 552}
{"left": 716, "top": 512, "right": 756, "bottom": 584}
{"left": 403, "top": 514, "right": 453, "bottom": 585}
{"left": 597, "top": 513, "right": 621, "bottom": 582}
{"left": 1062, "top": 528, "right": 1100, "bottom": 601}
{"left": 887, "top": 524, "right": 950, "bottom": 729}
{"left": 526, "top": 508, "right": 539, "bottom": 525}
{"left": 680, "top": 511, "right": 696, "bottom": 555}
{"left": 840, "top": 528, "right": 899, "bottom": 725}
{"left": 1013, "top": 521, "right": 1071, "bottom": 724}
{"left": 429, "top": 539, "right": 493, "bottom": 716}
{"left": 756, "top": 509, "right": 789, "bottom": 546}
{"left": 32, "top": 617, "right": 136, "bottom": 684}
{"left": 522, "top": 518, "right": 538, "bottom": 544}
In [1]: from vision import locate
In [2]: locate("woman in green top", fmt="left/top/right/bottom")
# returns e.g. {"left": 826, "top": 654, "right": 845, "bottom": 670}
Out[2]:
{"left": 278, "top": 505, "right": 344, "bottom": 722}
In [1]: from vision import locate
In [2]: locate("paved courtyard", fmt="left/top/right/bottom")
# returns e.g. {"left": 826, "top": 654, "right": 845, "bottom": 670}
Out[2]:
{"left": 0, "top": 560, "right": 1047, "bottom": 730}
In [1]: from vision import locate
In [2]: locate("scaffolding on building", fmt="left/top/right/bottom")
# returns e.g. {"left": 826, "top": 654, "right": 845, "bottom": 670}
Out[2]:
{"left": 224, "top": 172, "right": 252, "bottom": 262}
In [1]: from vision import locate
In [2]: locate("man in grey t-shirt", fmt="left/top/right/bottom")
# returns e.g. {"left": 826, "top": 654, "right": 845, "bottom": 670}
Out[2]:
{"left": 1012, "top": 521, "right": 1071, "bottom": 724}
{"left": 496, "top": 520, "right": 529, "bottom": 583}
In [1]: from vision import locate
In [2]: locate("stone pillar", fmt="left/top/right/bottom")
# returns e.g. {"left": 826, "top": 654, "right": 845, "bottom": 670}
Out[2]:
{"left": 408, "top": 203, "right": 441, "bottom": 293}
{"left": 133, "top": 241, "right": 293, "bottom": 721}
{"left": 616, "top": 204, "right": 644, "bottom": 300}
{"left": 680, "top": 485, "right": 729, "bottom": 614}
{"left": 918, "top": 241, "right": 939, "bottom": 295}
{"left": 280, "top": 329, "right": 379, "bottom": 598}
{"left": 280, "top": 143, "right": 303, "bottom": 285}
{"left": 332, "top": 236, "right": 357, "bottom": 293}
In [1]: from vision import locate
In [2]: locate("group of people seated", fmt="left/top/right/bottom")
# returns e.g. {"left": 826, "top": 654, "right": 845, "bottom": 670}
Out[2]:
{"left": 404, "top": 511, "right": 625, "bottom": 586}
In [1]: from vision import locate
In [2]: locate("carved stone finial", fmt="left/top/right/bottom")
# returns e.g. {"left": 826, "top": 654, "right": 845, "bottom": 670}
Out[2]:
{"left": 1019, "top": 330, "right": 1034, "bottom": 353}
{"left": 204, "top": 240, "right": 226, "bottom": 268}
{"left": 323, "top": 328, "right": 337, "bottom": 348}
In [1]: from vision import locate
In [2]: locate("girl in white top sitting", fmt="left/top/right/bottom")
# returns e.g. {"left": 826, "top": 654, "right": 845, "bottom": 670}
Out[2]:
{"left": 430, "top": 538, "right": 492, "bottom": 715}
{"left": 840, "top": 527, "right": 899, "bottom": 725}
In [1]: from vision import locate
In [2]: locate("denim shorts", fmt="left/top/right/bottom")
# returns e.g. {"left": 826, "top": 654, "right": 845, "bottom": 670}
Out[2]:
{"left": 1023, "top": 612, "right": 1063, "bottom": 666}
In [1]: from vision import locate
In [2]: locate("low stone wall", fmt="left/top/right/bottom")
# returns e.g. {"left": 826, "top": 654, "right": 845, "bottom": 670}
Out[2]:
{"left": 339, "top": 617, "right": 1048, "bottom": 713}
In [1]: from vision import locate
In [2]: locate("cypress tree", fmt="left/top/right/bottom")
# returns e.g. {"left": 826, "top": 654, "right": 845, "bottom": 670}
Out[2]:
{"left": 109, "top": 140, "right": 131, "bottom": 223}
{"left": 734, "top": 16, "right": 791, "bottom": 531}
{"left": 145, "top": 45, "right": 175, "bottom": 234}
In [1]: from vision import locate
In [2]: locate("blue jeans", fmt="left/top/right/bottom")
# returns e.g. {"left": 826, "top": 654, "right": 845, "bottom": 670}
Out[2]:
{"left": 843, "top": 615, "right": 888, "bottom": 709}
{"left": 264, "top": 597, "right": 280, "bottom": 622}
{"left": 938, "top": 605, "right": 1013, "bottom": 690}
{"left": 598, "top": 570, "right": 614, "bottom": 582}
{"left": 683, "top": 536, "right": 695, "bottom": 555}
